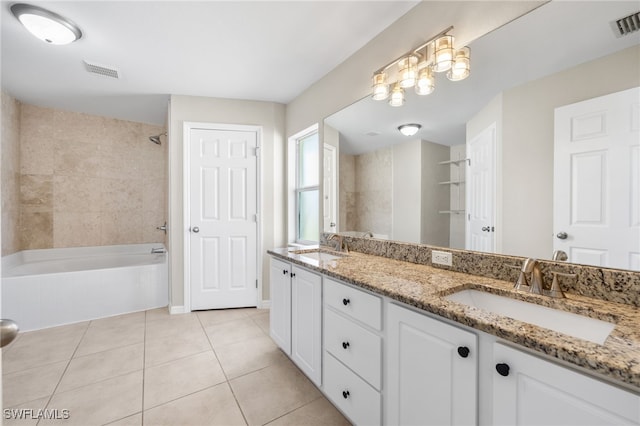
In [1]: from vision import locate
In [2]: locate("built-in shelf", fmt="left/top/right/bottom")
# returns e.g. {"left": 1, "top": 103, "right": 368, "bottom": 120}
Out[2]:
{"left": 439, "top": 210, "right": 465, "bottom": 215}
{"left": 439, "top": 180, "right": 464, "bottom": 185}
{"left": 438, "top": 158, "right": 469, "bottom": 165}
{"left": 440, "top": 154, "right": 466, "bottom": 215}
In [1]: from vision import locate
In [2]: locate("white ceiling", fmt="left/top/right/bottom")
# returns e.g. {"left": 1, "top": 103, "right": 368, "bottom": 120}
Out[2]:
{"left": 325, "top": 1, "right": 640, "bottom": 155}
{"left": 1, "top": 0, "right": 420, "bottom": 125}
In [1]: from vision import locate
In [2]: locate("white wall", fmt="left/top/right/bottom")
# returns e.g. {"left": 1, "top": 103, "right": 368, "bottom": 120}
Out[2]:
{"left": 168, "top": 95, "right": 286, "bottom": 309}
{"left": 420, "top": 140, "right": 450, "bottom": 246}
{"left": 392, "top": 140, "right": 422, "bottom": 242}
{"left": 449, "top": 144, "right": 467, "bottom": 249}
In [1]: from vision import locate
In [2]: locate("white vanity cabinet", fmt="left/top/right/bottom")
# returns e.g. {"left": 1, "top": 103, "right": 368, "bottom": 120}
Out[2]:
{"left": 269, "top": 257, "right": 291, "bottom": 354}
{"left": 323, "top": 277, "right": 383, "bottom": 425}
{"left": 269, "top": 257, "right": 322, "bottom": 386}
{"left": 386, "top": 303, "right": 478, "bottom": 426}
{"left": 492, "top": 343, "right": 640, "bottom": 425}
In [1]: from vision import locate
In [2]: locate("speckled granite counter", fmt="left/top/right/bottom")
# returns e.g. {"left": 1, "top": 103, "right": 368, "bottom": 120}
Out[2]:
{"left": 268, "top": 247, "right": 640, "bottom": 391}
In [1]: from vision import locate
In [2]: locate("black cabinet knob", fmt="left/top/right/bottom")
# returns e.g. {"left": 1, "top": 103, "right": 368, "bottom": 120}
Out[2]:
{"left": 282, "top": 270, "right": 288, "bottom": 275}
{"left": 342, "top": 390, "right": 350, "bottom": 399}
{"left": 290, "top": 272, "right": 296, "bottom": 278}
{"left": 496, "top": 363, "right": 510, "bottom": 377}
{"left": 457, "top": 346, "right": 470, "bottom": 358}
{"left": 342, "top": 341, "right": 350, "bottom": 349}
{"left": 342, "top": 298, "right": 350, "bottom": 306}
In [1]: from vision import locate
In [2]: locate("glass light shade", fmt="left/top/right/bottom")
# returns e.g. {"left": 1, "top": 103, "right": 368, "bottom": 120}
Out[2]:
{"left": 11, "top": 4, "right": 82, "bottom": 45}
{"left": 371, "top": 72, "right": 390, "bottom": 101}
{"left": 415, "top": 66, "right": 435, "bottom": 95}
{"left": 389, "top": 84, "right": 405, "bottom": 107}
{"left": 432, "top": 35, "right": 455, "bottom": 73}
{"left": 398, "top": 55, "right": 418, "bottom": 88}
{"left": 398, "top": 124, "right": 421, "bottom": 136}
{"left": 447, "top": 47, "right": 471, "bottom": 81}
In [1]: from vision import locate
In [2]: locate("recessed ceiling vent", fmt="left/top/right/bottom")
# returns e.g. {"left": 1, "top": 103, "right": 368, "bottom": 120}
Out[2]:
{"left": 613, "top": 11, "right": 640, "bottom": 37}
{"left": 83, "top": 60, "right": 119, "bottom": 79}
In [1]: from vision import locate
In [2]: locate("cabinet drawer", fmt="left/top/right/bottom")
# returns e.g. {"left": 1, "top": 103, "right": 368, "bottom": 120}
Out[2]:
{"left": 324, "top": 307, "right": 381, "bottom": 389}
{"left": 324, "top": 278, "right": 382, "bottom": 330}
{"left": 324, "top": 352, "right": 381, "bottom": 426}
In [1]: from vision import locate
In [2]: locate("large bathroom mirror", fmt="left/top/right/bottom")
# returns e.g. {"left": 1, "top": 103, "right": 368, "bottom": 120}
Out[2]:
{"left": 323, "top": 1, "right": 640, "bottom": 270}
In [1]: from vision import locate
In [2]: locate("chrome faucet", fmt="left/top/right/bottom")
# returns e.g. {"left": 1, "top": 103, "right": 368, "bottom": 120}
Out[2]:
{"left": 151, "top": 247, "right": 166, "bottom": 254}
{"left": 327, "top": 234, "right": 348, "bottom": 253}
{"left": 362, "top": 231, "right": 374, "bottom": 238}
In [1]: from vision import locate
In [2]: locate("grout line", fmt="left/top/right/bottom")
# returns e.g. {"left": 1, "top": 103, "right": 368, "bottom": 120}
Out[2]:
{"left": 263, "top": 395, "right": 325, "bottom": 425}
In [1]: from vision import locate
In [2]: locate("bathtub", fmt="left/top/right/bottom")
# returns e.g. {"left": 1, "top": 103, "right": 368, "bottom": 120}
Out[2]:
{"left": 2, "top": 244, "right": 168, "bottom": 331}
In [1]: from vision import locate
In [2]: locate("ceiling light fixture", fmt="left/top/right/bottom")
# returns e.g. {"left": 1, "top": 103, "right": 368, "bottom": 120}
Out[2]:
{"left": 11, "top": 3, "right": 82, "bottom": 45}
{"left": 398, "top": 124, "right": 422, "bottom": 136}
{"left": 370, "top": 26, "right": 470, "bottom": 106}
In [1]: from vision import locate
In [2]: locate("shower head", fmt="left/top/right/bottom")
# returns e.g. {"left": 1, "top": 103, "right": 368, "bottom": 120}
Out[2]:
{"left": 149, "top": 132, "right": 166, "bottom": 145}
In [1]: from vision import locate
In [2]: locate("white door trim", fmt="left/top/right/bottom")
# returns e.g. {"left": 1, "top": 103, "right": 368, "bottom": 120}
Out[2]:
{"left": 183, "top": 121, "right": 262, "bottom": 312}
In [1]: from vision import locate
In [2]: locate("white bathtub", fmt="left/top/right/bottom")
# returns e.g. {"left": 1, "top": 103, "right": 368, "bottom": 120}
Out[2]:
{"left": 2, "top": 244, "right": 168, "bottom": 331}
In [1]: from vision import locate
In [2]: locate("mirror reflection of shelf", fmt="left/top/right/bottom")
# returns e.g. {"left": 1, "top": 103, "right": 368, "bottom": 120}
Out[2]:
{"left": 439, "top": 154, "right": 468, "bottom": 215}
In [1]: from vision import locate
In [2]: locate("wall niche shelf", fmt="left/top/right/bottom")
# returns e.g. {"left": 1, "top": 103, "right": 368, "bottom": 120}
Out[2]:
{"left": 439, "top": 156, "right": 468, "bottom": 215}
{"left": 439, "top": 210, "right": 465, "bottom": 214}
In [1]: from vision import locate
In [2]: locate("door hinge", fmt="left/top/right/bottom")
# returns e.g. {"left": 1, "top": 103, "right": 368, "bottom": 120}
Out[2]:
{"left": 254, "top": 147, "right": 260, "bottom": 157}
{"left": 253, "top": 214, "right": 258, "bottom": 223}
{"left": 256, "top": 279, "right": 258, "bottom": 288}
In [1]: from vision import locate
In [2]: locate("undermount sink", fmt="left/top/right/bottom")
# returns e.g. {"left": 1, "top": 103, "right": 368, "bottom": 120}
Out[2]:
{"left": 445, "top": 289, "right": 615, "bottom": 345}
{"left": 290, "top": 249, "right": 345, "bottom": 262}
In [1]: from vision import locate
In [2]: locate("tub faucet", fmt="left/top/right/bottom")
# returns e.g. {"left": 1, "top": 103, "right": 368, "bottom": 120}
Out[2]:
{"left": 151, "top": 247, "right": 166, "bottom": 254}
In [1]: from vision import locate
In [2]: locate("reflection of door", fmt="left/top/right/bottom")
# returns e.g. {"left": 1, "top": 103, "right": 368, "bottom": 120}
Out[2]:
{"left": 554, "top": 87, "right": 640, "bottom": 270}
{"left": 188, "top": 125, "right": 258, "bottom": 310}
{"left": 466, "top": 124, "right": 496, "bottom": 252}
{"left": 323, "top": 144, "right": 337, "bottom": 232}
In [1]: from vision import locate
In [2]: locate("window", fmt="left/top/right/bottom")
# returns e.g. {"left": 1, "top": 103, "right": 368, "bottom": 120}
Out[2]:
{"left": 289, "top": 125, "right": 319, "bottom": 244}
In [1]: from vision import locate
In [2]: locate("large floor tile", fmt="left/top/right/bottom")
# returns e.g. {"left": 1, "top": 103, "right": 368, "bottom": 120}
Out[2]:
{"left": 142, "top": 383, "right": 246, "bottom": 426}
{"left": 3, "top": 361, "right": 67, "bottom": 407}
{"left": 197, "top": 308, "right": 250, "bottom": 328}
{"left": 204, "top": 317, "right": 265, "bottom": 348}
{"left": 215, "top": 335, "right": 286, "bottom": 379}
{"left": 2, "top": 322, "right": 88, "bottom": 374}
{"left": 41, "top": 370, "right": 143, "bottom": 426}
{"left": 230, "top": 358, "right": 321, "bottom": 426}
{"left": 252, "top": 312, "right": 270, "bottom": 334}
{"left": 143, "top": 351, "right": 226, "bottom": 409}
{"left": 144, "top": 328, "right": 211, "bottom": 367}
{"left": 75, "top": 321, "right": 144, "bottom": 357}
{"left": 105, "top": 412, "right": 142, "bottom": 426}
{"left": 3, "top": 397, "right": 49, "bottom": 426}
{"left": 266, "top": 397, "right": 351, "bottom": 425}
{"left": 144, "top": 313, "right": 202, "bottom": 341}
{"left": 144, "top": 307, "right": 171, "bottom": 322}
{"left": 58, "top": 343, "right": 144, "bottom": 393}
{"left": 90, "top": 311, "right": 146, "bottom": 329}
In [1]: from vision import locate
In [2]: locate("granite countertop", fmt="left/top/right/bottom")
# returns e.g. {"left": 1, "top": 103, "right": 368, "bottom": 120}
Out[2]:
{"left": 268, "top": 246, "right": 640, "bottom": 391}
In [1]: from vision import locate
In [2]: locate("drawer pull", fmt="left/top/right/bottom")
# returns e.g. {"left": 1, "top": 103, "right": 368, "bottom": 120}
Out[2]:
{"left": 457, "top": 346, "right": 470, "bottom": 358}
{"left": 496, "top": 363, "right": 510, "bottom": 377}
{"left": 342, "top": 298, "right": 350, "bottom": 306}
{"left": 342, "top": 341, "right": 350, "bottom": 349}
{"left": 342, "top": 390, "right": 350, "bottom": 399}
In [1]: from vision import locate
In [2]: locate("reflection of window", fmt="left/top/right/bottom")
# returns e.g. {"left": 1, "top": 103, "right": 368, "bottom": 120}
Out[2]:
{"left": 289, "top": 125, "right": 319, "bottom": 244}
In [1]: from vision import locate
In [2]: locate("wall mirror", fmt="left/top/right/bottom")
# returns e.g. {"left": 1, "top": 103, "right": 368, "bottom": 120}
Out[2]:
{"left": 323, "top": 1, "right": 640, "bottom": 271}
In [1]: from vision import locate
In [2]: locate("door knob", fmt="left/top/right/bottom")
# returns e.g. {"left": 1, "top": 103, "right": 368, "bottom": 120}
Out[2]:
{"left": 0, "top": 319, "right": 19, "bottom": 348}
{"left": 482, "top": 226, "right": 490, "bottom": 232}
{"left": 192, "top": 227, "right": 199, "bottom": 233}
{"left": 556, "top": 232, "right": 568, "bottom": 240}
{"left": 330, "top": 222, "right": 336, "bottom": 227}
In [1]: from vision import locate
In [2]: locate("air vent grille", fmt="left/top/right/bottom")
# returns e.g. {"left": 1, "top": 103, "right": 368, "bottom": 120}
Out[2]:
{"left": 614, "top": 11, "right": 640, "bottom": 37}
{"left": 83, "top": 61, "right": 119, "bottom": 79}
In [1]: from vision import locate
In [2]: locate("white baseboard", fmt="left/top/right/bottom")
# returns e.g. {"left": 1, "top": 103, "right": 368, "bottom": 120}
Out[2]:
{"left": 169, "top": 305, "right": 187, "bottom": 315}
{"left": 259, "top": 300, "right": 271, "bottom": 309}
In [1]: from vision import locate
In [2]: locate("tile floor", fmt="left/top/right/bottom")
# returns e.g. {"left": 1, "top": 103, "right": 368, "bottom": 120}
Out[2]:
{"left": 2, "top": 307, "right": 350, "bottom": 426}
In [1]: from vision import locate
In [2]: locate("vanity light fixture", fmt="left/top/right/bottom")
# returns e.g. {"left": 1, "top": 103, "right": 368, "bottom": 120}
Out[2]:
{"left": 398, "top": 124, "right": 422, "bottom": 136}
{"left": 370, "top": 26, "right": 470, "bottom": 106}
{"left": 11, "top": 3, "right": 82, "bottom": 45}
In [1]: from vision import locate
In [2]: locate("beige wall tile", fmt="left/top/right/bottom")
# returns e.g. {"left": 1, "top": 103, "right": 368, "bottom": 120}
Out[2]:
{"left": 53, "top": 139, "right": 102, "bottom": 178}
{"left": 20, "top": 174, "right": 53, "bottom": 209}
{"left": 53, "top": 175, "right": 101, "bottom": 213}
{"left": 101, "top": 211, "right": 143, "bottom": 245}
{"left": 19, "top": 211, "right": 53, "bottom": 250}
{"left": 53, "top": 109, "right": 105, "bottom": 144}
{"left": 53, "top": 212, "right": 101, "bottom": 247}
{"left": 2, "top": 91, "right": 22, "bottom": 255}
{"left": 102, "top": 178, "right": 143, "bottom": 212}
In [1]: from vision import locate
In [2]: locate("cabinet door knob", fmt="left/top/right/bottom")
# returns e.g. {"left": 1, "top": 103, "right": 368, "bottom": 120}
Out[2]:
{"left": 342, "top": 341, "right": 350, "bottom": 349}
{"left": 496, "top": 363, "right": 510, "bottom": 377}
{"left": 457, "top": 346, "right": 470, "bottom": 358}
{"left": 290, "top": 272, "right": 296, "bottom": 278}
{"left": 342, "top": 390, "right": 350, "bottom": 399}
{"left": 342, "top": 298, "right": 350, "bottom": 306}
{"left": 282, "top": 270, "right": 288, "bottom": 275}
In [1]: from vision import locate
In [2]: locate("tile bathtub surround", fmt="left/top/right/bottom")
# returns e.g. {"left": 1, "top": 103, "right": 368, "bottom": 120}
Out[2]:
{"left": 270, "top": 247, "right": 640, "bottom": 390}
{"left": 1, "top": 91, "right": 22, "bottom": 256}
{"left": 17, "top": 104, "right": 167, "bottom": 249}
{"left": 321, "top": 233, "right": 640, "bottom": 308}
{"left": 2, "top": 307, "right": 350, "bottom": 426}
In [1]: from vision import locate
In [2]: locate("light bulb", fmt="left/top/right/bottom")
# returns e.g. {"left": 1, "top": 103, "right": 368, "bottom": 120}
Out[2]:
{"left": 371, "top": 72, "right": 389, "bottom": 101}
{"left": 433, "top": 35, "right": 455, "bottom": 73}
{"left": 389, "top": 84, "right": 405, "bottom": 107}
{"left": 415, "top": 66, "right": 435, "bottom": 95}
{"left": 398, "top": 55, "right": 418, "bottom": 88}
{"left": 447, "top": 47, "right": 470, "bottom": 81}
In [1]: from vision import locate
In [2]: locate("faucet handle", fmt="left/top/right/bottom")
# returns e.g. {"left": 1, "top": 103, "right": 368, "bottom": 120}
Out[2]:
{"left": 547, "top": 271, "right": 577, "bottom": 298}
{"left": 505, "top": 264, "right": 529, "bottom": 290}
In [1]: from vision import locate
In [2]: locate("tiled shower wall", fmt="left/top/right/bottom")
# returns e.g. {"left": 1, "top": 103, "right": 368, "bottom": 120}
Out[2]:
{"left": 1, "top": 91, "right": 22, "bottom": 256}
{"left": 7, "top": 100, "right": 167, "bottom": 251}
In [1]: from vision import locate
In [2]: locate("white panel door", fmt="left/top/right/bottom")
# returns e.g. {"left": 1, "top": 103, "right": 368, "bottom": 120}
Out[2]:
{"left": 189, "top": 127, "right": 258, "bottom": 310}
{"left": 386, "top": 303, "right": 477, "bottom": 426}
{"left": 554, "top": 87, "right": 640, "bottom": 270}
{"left": 323, "top": 144, "right": 337, "bottom": 233}
{"left": 466, "top": 124, "right": 496, "bottom": 252}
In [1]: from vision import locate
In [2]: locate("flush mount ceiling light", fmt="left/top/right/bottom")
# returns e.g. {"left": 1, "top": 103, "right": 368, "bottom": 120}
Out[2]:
{"left": 11, "top": 3, "right": 82, "bottom": 45}
{"left": 370, "top": 26, "right": 470, "bottom": 106}
{"left": 398, "top": 124, "right": 422, "bottom": 136}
